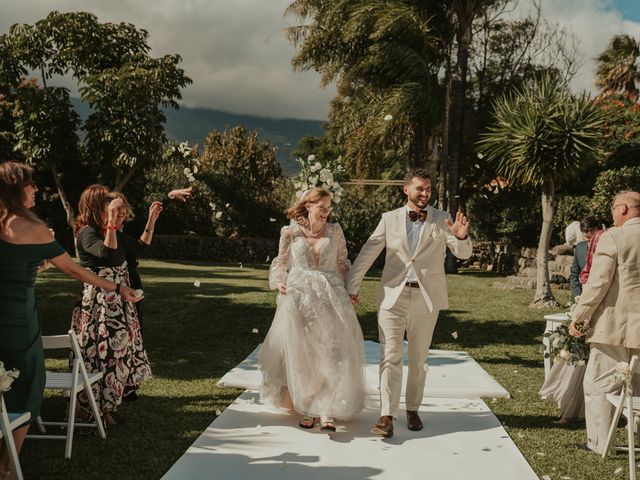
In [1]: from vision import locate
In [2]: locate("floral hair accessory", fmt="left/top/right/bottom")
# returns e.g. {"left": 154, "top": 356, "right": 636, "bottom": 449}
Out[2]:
{"left": 293, "top": 154, "right": 346, "bottom": 204}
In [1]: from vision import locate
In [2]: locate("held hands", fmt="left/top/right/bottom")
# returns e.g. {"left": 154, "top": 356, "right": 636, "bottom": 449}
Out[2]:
{"left": 349, "top": 294, "right": 359, "bottom": 305}
{"left": 148, "top": 201, "right": 164, "bottom": 224}
{"left": 446, "top": 211, "right": 470, "bottom": 240}
{"left": 168, "top": 187, "right": 193, "bottom": 202}
{"left": 276, "top": 282, "right": 287, "bottom": 295}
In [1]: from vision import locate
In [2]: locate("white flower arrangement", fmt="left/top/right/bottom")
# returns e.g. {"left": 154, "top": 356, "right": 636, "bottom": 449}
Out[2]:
{"left": 0, "top": 361, "right": 19, "bottom": 393}
{"left": 293, "top": 154, "right": 346, "bottom": 204}
{"left": 611, "top": 361, "right": 633, "bottom": 384}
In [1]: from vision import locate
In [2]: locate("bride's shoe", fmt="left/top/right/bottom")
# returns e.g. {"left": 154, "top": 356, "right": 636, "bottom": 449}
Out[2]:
{"left": 299, "top": 415, "right": 317, "bottom": 429}
{"left": 320, "top": 416, "right": 336, "bottom": 432}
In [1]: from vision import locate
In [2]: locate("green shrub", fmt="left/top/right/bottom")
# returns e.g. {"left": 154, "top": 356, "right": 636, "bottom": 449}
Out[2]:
{"left": 591, "top": 166, "right": 640, "bottom": 222}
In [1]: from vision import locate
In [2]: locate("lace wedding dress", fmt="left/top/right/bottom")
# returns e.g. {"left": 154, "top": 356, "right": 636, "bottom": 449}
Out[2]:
{"left": 259, "top": 222, "right": 366, "bottom": 420}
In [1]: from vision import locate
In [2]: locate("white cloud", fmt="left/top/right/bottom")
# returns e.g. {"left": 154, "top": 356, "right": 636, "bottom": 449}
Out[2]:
{"left": 0, "top": 0, "right": 335, "bottom": 120}
{"left": 507, "top": 0, "right": 640, "bottom": 94}
{"left": 1, "top": 0, "right": 638, "bottom": 120}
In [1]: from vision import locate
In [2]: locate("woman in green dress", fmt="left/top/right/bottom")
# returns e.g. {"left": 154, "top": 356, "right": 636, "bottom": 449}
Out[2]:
{"left": 0, "top": 162, "right": 141, "bottom": 479}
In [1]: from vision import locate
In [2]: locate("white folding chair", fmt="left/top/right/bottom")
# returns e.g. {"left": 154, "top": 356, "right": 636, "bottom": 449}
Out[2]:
{"left": 27, "top": 330, "right": 106, "bottom": 458}
{"left": 0, "top": 392, "right": 30, "bottom": 480}
{"left": 602, "top": 355, "right": 640, "bottom": 480}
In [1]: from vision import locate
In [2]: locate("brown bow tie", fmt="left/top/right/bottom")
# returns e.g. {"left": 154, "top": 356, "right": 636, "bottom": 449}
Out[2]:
{"left": 408, "top": 210, "right": 427, "bottom": 222}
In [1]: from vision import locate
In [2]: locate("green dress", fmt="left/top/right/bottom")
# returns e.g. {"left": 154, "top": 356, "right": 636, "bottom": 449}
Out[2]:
{"left": 0, "top": 239, "right": 65, "bottom": 423}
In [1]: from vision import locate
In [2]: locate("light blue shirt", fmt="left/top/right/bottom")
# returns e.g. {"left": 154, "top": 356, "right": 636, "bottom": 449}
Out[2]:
{"left": 405, "top": 205, "right": 426, "bottom": 283}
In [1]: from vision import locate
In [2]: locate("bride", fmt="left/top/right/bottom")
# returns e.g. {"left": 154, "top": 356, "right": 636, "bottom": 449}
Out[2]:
{"left": 259, "top": 187, "right": 366, "bottom": 431}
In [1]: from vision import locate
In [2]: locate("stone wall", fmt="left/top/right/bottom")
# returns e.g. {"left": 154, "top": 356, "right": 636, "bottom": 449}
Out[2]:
{"left": 141, "top": 234, "right": 278, "bottom": 263}
{"left": 493, "top": 244, "right": 575, "bottom": 290}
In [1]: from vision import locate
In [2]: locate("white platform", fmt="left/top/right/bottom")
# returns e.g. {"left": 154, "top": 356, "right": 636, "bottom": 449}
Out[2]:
{"left": 162, "top": 391, "right": 537, "bottom": 480}
{"left": 217, "top": 341, "right": 510, "bottom": 399}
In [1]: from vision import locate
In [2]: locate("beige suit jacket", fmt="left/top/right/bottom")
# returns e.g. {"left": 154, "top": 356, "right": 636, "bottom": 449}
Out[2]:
{"left": 571, "top": 217, "right": 640, "bottom": 348}
{"left": 346, "top": 206, "right": 472, "bottom": 312}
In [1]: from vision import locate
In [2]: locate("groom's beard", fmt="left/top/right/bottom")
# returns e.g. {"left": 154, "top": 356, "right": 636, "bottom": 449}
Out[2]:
{"left": 408, "top": 192, "right": 429, "bottom": 209}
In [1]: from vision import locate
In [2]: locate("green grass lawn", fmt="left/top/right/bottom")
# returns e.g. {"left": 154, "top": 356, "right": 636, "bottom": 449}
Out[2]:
{"left": 20, "top": 260, "right": 633, "bottom": 479}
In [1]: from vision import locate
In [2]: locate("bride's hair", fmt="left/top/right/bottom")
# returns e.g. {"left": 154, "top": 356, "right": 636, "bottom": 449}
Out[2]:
{"left": 286, "top": 187, "right": 333, "bottom": 225}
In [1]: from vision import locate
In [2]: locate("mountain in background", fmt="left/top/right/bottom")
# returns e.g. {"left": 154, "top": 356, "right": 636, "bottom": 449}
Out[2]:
{"left": 70, "top": 98, "right": 325, "bottom": 174}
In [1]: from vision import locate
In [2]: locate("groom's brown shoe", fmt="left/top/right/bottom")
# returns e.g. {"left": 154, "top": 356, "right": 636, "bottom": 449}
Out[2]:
{"left": 406, "top": 410, "right": 423, "bottom": 431}
{"left": 371, "top": 415, "right": 394, "bottom": 437}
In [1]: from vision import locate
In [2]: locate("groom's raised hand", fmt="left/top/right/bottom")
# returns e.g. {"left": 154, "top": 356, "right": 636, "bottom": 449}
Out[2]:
{"left": 446, "top": 211, "right": 470, "bottom": 240}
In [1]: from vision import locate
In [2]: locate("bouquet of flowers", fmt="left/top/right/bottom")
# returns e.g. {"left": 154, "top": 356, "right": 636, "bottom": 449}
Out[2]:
{"left": 0, "top": 361, "right": 19, "bottom": 392}
{"left": 544, "top": 324, "right": 589, "bottom": 366}
{"left": 544, "top": 296, "right": 591, "bottom": 366}
{"left": 293, "top": 155, "right": 346, "bottom": 203}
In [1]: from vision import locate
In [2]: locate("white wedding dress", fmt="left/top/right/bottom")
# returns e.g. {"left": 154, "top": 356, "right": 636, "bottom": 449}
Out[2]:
{"left": 259, "top": 222, "right": 366, "bottom": 420}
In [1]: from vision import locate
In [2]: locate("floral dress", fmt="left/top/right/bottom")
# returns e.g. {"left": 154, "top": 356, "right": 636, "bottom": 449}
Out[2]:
{"left": 72, "top": 226, "right": 151, "bottom": 418}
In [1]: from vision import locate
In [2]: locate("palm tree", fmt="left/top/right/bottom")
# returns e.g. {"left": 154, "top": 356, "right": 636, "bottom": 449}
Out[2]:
{"left": 595, "top": 34, "right": 640, "bottom": 99}
{"left": 286, "top": 0, "right": 447, "bottom": 174}
{"left": 477, "top": 74, "right": 606, "bottom": 307}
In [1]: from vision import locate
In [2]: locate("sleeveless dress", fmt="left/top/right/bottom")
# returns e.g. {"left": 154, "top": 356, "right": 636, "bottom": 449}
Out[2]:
{"left": 259, "top": 222, "right": 366, "bottom": 420}
{"left": 0, "top": 239, "right": 65, "bottom": 423}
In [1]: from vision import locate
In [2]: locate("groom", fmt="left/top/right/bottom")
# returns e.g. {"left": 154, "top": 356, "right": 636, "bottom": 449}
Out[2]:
{"left": 346, "top": 168, "right": 472, "bottom": 437}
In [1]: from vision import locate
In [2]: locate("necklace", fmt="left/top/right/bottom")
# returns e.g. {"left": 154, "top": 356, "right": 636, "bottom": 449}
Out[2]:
{"left": 303, "top": 224, "right": 326, "bottom": 238}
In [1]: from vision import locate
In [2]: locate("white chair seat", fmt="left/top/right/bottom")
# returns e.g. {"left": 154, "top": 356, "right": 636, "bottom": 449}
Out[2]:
{"left": 0, "top": 412, "right": 31, "bottom": 438}
{"left": 45, "top": 371, "right": 103, "bottom": 391}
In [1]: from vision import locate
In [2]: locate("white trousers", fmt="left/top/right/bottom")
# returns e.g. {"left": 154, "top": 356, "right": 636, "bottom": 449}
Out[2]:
{"left": 378, "top": 285, "right": 439, "bottom": 417}
{"left": 583, "top": 342, "right": 640, "bottom": 454}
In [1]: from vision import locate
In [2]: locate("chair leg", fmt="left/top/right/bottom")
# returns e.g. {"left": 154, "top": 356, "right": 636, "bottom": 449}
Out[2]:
{"left": 628, "top": 394, "right": 636, "bottom": 480}
{"left": 34, "top": 415, "right": 46, "bottom": 434}
{"left": 85, "top": 384, "right": 106, "bottom": 439}
{"left": 65, "top": 361, "right": 80, "bottom": 459}
{"left": 0, "top": 407, "right": 24, "bottom": 480}
{"left": 603, "top": 392, "right": 626, "bottom": 459}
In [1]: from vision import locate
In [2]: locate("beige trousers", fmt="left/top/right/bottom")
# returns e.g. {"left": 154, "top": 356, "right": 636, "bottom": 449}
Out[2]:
{"left": 378, "top": 285, "right": 439, "bottom": 417}
{"left": 583, "top": 342, "right": 640, "bottom": 454}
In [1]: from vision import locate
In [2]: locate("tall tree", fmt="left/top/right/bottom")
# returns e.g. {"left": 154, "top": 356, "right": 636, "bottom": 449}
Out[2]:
{"left": 286, "top": 0, "right": 448, "bottom": 175}
{"left": 1, "top": 11, "right": 191, "bottom": 227}
{"left": 477, "top": 74, "right": 605, "bottom": 307}
{"left": 595, "top": 34, "right": 640, "bottom": 100}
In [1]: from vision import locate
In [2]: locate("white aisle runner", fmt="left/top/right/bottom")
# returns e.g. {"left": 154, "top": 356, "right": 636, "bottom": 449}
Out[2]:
{"left": 162, "top": 391, "right": 538, "bottom": 480}
{"left": 163, "top": 342, "right": 535, "bottom": 479}
{"left": 217, "top": 341, "right": 510, "bottom": 399}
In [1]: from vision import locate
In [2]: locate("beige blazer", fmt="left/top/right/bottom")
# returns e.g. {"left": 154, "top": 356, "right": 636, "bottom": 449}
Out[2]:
{"left": 346, "top": 206, "right": 472, "bottom": 312}
{"left": 571, "top": 217, "right": 640, "bottom": 349}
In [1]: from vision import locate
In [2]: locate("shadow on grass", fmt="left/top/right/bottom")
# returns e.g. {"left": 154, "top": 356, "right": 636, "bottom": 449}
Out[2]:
{"left": 23, "top": 390, "right": 243, "bottom": 480}
{"left": 434, "top": 311, "right": 543, "bottom": 347}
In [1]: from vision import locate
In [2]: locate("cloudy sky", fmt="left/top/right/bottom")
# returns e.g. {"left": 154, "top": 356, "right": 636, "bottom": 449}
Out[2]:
{"left": 1, "top": 0, "right": 639, "bottom": 120}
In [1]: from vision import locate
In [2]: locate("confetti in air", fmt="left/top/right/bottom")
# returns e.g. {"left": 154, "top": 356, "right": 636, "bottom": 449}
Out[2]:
{"left": 384, "top": 114, "right": 393, "bottom": 121}
{"left": 451, "top": 331, "right": 458, "bottom": 339}
{"left": 193, "top": 280, "right": 201, "bottom": 288}
{"left": 252, "top": 328, "right": 259, "bottom": 334}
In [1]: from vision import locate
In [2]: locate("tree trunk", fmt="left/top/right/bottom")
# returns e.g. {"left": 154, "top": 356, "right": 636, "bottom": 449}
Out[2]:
{"left": 114, "top": 161, "right": 143, "bottom": 192}
{"left": 438, "top": 56, "right": 452, "bottom": 210}
{"left": 531, "top": 180, "right": 558, "bottom": 307}
{"left": 51, "top": 166, "right": 75, "bottom": 230}
{"left": 445, "top": 13, "right": 473, "bottom": 276}
{"left": 447, "top": 17, "right": 472, "bottom": 216}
